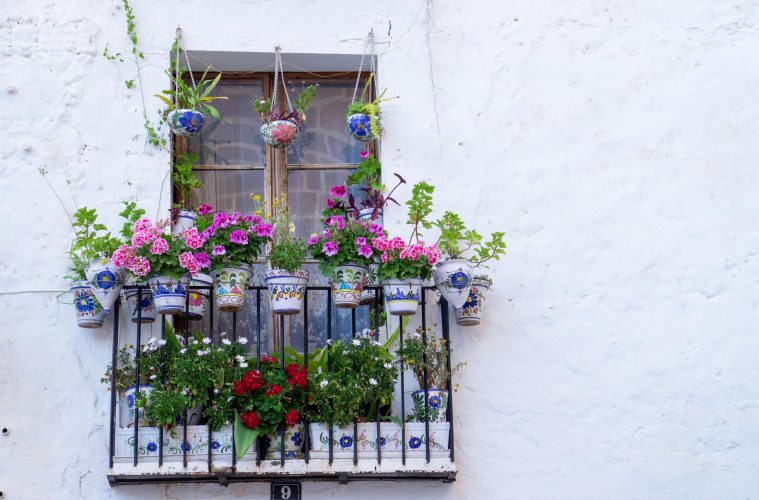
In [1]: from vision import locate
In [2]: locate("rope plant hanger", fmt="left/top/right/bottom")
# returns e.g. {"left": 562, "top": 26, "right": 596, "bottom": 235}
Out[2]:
{"left": 255, "top": 47, "right": 318, "bottom": 149}
{"left": 346, "top": 29, "right": 396, "bottom": 142}
{"left": 160, "top": 26, "right": 226, "bottom": 137}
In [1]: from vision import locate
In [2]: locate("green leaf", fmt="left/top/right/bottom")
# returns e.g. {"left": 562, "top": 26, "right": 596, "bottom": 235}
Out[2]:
{"left": 234, "top": 413, "right": 259, "bottom": 460}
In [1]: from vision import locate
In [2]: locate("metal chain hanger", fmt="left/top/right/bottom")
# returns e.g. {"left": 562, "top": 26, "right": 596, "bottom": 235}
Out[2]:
{"left": 174, "top": 26, "right": 196, "bottom": 107}
{"left": 271, "top": 47, "right": 295, "bottom": 116}
{"left": 351, "top": 29, "right": 377, "bottom": 104}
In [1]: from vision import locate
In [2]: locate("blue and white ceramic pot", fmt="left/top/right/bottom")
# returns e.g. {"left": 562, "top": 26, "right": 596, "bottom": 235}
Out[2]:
{"left": 308, "top": 423, "right": 355, "bottom": 452}
{"left": 85, "top": 257, "right": 126, "bottom": 315}
{"left": 359, "top": 263, "right": 380, "bottom": 305}
{"left": 455, "top": 275, "right": 492, "bottom": 326}
{"left": 172, "top": 210, "right": 196, "bottom": 234}
{"left": 265, "top": 269, "right": 309, "bottom": 315}
{"left": 382, "top": 277, "right": 423, "bottom": 316}
{"left": 122, "top": 286, "right": 156, "bottom": 324}
{"left": 169, "top": 108, "right": 205, "bottom": 137}
{"left": 358, "top": 208, "right": 383, "bottom": 224}
{"left": 183, "top": 273, "right": 211, "bottom": 320}
{"left": 432, "top": 258, "right": 473, "bottom": 309}
{"left": 71, "top": 280, "right": 105, "bottom": 328}
{"left": 411, "top": 389, "right": 449, "bottom": 423}
{"left": 404, "top": 422, "right": 450, "bottom": 451}
{"left": 264, "top": 421, "right": 306, "bottom": 459}
{"left": 147, "top": 275, "right": 191, "bottom": 314}
{"left": 212, "top": 265, "right": 252, "bottom": 312}
{"left": 330, "top": 264, "right": 369, "bottom": 309}
{"left": 260, "top": 119, "right": 299, "bottom": 148}
{"left": 121, "top": 384, "right": 154, "bottom": 428}
{"left": 347, "top": 113, "right": 381, "bottom": 142}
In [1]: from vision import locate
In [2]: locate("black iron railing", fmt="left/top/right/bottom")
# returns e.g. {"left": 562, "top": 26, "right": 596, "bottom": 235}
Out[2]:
{"left": 107, "top": 283, "right": 456, "bottom": 485}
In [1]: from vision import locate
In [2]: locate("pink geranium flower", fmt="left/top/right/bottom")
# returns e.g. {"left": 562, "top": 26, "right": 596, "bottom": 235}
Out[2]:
{"left": 326, "top": 198, "right": 336, "bottom": 208}
{"left": 381, "top": 252, "right": 389, "bottom": 263}
{"left": 329, "top": 185, "right": 347, "bottom": 198}
{"left": 194, "top": 252, "right": 211, "bottom": 268}
{"left": 127, "top": 256, "right": 151, "bottom": 277}
{"left": 179, "top": 252, "right": 199, "bottom": 275}
{"left": 230, "top": 229, "right": 249, "bottom": 245}
{"left": 133, "top": 218, "right": 153, "bottom": 233}
{"left": 150, "top": 237, "right": 169, "bottom": 255}
{"left": 183, "top": 228, "right": 205, "bottom": 249}
{"left": 198, "top": 204, "right": 213, "bottom": 215}
{"left": 357, "top": 244, "right": 373, "bottom": 259}
{"left": 212, "top": 245, "right": 226, "bottom": 256}
{"left": 359, "top": 150, "right": 369, "bottom": 159}
{"left": 112, "top": 245, "right": 135, "bottom": 267}
{"left": 255, "top": 223, "right": 274, "bottom": 238}
{"left": 132, "top": 229, "right": 156, "bottom": 248}
{"left": 356, "top": 236, "right": 367, "bottom": 246}
{"left": 307, "top": 234, "right": 319, "bottom": 246}
{"left": 322, "top": 241, "right": 339, "bottom": 257}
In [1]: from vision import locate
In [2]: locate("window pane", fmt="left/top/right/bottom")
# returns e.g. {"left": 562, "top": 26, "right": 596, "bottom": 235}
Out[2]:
{"left": 287, "top": 80, "right": 365, "bottom": 165}
{"left": 188, "top": 80, "right": 265, "bottom": 166}
{"left": 194, "top": 170, "right": 265, "bottom": 212}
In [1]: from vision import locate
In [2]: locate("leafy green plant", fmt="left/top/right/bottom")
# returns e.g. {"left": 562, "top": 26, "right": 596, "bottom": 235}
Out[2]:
{"left": 434, "top": 211, "right": 507, "bottom": 267}
{"left": 155, "top": 67, "right": 227, "bottom": 121}
{"left": 396, "top": 326, "right": 463, "bottom": 391}
{"left": 266, "top": 196, "right": 308, "bottom": 273}
{"left": 346, "top": 75, "right": 398, "bottom": 137}
{"left": 118, "top": 201, "right": 145, "bottom": 241}
{"left": 67, "top": 207, "right": 122, "bottom": 280}
{"left": 405, "top": 182, "right": 435, "bottom": 243}
{"left": 172, "top": 153, "right": 203, "bottom": 210}
{"left": 254, "top": 83, "right": 318, "bottom": 124}
{"left": 101, "top": 341, "right": 164, "bottom": 396}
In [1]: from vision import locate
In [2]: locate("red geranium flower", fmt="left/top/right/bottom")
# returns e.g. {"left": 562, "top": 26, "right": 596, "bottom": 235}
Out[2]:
{"left": 285, "top": 409, "right": 300, "bottom": 427}
{"left": 233, "top": 379, "right": 248, "bottom": 396}
{"left": 243, "top": 370, "right": 263, "bottom": 391}
{"left": 265, "top": 384, "right": 282, "bottom": 397}
{"left": 241, "top": 411, "right": 261, "bottom": 429}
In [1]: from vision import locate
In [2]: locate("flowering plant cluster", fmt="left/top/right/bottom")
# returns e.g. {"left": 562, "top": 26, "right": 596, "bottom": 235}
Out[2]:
{"left": 396, "top": 326, "right": 464, "bottom": 391}
{"left": 258, "top": 194, "right": 308, "bottom": 273}
{"left": 194, "top": 204, "right": 273, "bottom": 271}
{"left": 308, "top": 216, "right": 385, "bottom": 276}
{"left": 307, "top": 330, "right": 397, "bottom": 425}
{"left": 371, "top": 236, "right": 441, "bottom": 281}
{"left": 111, "top": 217, "right": 206, "bottom": 279}
{"left": 254, "top": 84, "right": 317, "bottom": 125}
{"left": 231, "top": 356, "right": 308, "bottom": 458}
{"left": 100, "top": 342, "right": 163, "bottom": 396}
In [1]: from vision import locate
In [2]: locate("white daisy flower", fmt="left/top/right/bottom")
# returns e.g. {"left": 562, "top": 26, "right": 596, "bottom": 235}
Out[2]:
{"left": 352, "top": 339, "right": 361, "bottom": 346}
{"left": 239, "top": 361, "right": 248, "bottom": 368}
{"left": 214, "top": 388, "right": 220, "bottom": 394}
{"left": 149, "top": 374, "right": 157, "bottom": 380}
{"left": 317, "top": 366, "right": 323, "bottom": 374}
{"left": 320, "top": 379, "right": 329, "bottom": 387}
{"left": 238, "top": 337, "right": 248, "bottom": 345}
{"left": 369, "top": 378, "right": 378, "bottom": 386}
{"left": 202, "top": 337, "right": 212, "bottom": 345}
{"left": 222, "top": 339, "right": 232, "bottom": 345}
{"left": 180, "top": 348, "right": 188, "bottom": 354}
{"left": 384, "top": 362, "right": 393, "bottom": 369}
{"left": 220, "top": 331, "right": 228, "bottom": 337}
{"left": 235, "top": 355, "right": 245, "bottom": 363}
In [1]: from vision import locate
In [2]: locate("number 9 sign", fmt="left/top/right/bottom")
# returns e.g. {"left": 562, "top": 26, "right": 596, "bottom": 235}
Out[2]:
{"left": 272, "top": 483, "right": 300, "bottom": 500}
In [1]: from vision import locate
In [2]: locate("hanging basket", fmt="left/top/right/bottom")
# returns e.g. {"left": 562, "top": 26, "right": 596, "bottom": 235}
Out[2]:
{"left": 347, "top": 30, "right": 382, "bottom": 142}
{"left": 261, "top": 119, "right": 299, "bottom": 148}
{"left": 259, "top": 48, "right": 301, "bottom": 148}
{"left": 169, "top": 109, "right": 205, "bottom": 137}
{"left": 347, "top": 112, "right": 381, "bottom": 142}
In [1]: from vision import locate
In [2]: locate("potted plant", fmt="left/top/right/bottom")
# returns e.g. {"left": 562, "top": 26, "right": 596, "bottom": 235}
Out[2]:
{"left": 343, "top": 151, "right": 406, "bottom": 223}
{"left": 231, "top": 355, "right": 308, "bottom": 460}
{"left": 115, "top": 202, "right": 157, "bottom": 324}
{"left": 170, "top": 153, "right": 203, "bottom": 234}
{"left": 195, "top": 204, "right": 273, "bottom": 312}
{"left": 254, "top": 83, "right": 317, "bottom": 148}
{"left": 345, "top": 77, "right": 397, "bottom": 142}
{"left": 308, "top": 215, "right": 384, "bottom": 308}
{"left": 156, "top": 66, "right": 226, "bottom": 137}
{"left": 263, "top": 196, "right": 310, "bottom": 315}
{"left": 455, "top": 274, "right": 493, "bottom": 326}
{"left": 111, "top": 217, "right": 205, "bottom": 314}
{"left": 371, "top": 235, "right": 441, "bottom": 316}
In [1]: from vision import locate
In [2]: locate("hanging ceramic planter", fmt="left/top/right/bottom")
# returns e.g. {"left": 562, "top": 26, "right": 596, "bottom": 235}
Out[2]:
{"left": 346, "top": 30, "right": 386, "bottom": 143}
{"left": 168, "top": 109, "right": 205, "bottom": 137}
{"left": 411, "top": 389, "right": 449, "bottom": 423}
{"left": 264, "top": 269, "right": 309, "bottom": 315}
{"left": 359, "top": 263, "right": 380, "bottom": 305}
{"left": 70, "top": 280, "right": 105, "bottom": 328}
{"left": 147, "top": 275, "right": 191, "bottom": 314}
{"left": 212, "top": 265, "right": 252, "bottom": 312}
{"left": 85, "top": 257, "right": 125, "bottom": 315}
{"left": 432, "top": 259, "right": 473, "bottom": 309}
{"left": 183, "top": 273, "right": 212, "bottom": 320}
{"left": 382, "top": 278, "right": 423, "bottom": 316}
{"left": 347, "top": 113, "right": 381, "bottom": 142}
{"left": 171, "top": 209, "right": 196, "bottom": 234}
{"left": 330, "top": 264, "right": 369, "bottom": 308}
{"left": 455, "top": 275, "right": 492, "bottom": 326}
{"left": 122, "top": 287, "right": 156, "bottom": 324}
{"left": 260, "top": 119, "right": 299, "bottom": 148}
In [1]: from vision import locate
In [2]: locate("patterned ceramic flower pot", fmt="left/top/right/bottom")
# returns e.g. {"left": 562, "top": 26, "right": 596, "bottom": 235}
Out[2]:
{"left": 147, "top": 275, "right": 191, "bottom": 314}
{"left": 330, "top": 264, "right": 369, "bottom": 308}
{"left": 121, "top": 385, "right": 153, "bottom": 428}
{"left": 70, "top": 280, "right": 105, "bottom": 328}
{"left": 175, "top": 402, "right": 204, "bottom": 426}
{"left": 359, "top": 263, "right": 380, "bottom": 305}
{"left": 122, "top": 287, "right": 156, "bottom": 324}
{"left": 308, "top": 423, "right": 355, "bottom": 452}
{"left": 260, "top": 119, "right": 299, "bottom": 148}
{"left": 404, "top": 422, "right": 450, "bottom": 451}
{"left": 169, "top": 108, "right": 205, "bottom": 136}
{"left": 455, "top": 275, "right": 492, "bottom": 326}
{"left": 172, "top": 209, "right": 196, "bottom": 234}
{"left": 183, "top": 273, "right": 211, "bottom": 320}
{"left": 212, "top": 265, "right": 252, "bottom": 312}
{"left": 265, "top": 269, "right": 309, "bottom": 315}
{"left": 358, "top": 207, "right": 383, "bottom": 223}
{"left": 85, "top": 257, "right": 126, "bottom": 314}
{"left": 411, "top": 389, "right": 449, "bottom": 423}
{"left": 347, "top": 113, "right": 381, "bottom": 142}
{"left": 263, "top": 421, "right": 306, "bottom": 459}
{"left": 433, "top": 258, "right": 473, "bottom": 309}
{"left": 382, "top": 278, "right": 423, "bottom": 316}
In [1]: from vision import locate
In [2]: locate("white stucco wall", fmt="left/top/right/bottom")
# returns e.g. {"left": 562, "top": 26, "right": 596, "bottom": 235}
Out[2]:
{"left": 2, "top": 0, "right": 759, "bottom": 498}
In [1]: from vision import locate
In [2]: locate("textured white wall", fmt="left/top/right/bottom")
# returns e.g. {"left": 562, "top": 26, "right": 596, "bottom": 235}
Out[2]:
{"left": 2, "top": 0, "right": 759, "bottom": 498}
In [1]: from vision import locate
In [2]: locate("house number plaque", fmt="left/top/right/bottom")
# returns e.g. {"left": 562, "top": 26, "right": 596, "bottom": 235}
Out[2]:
{"left": 272, "top": 483, "right": 301, "bottom": 500}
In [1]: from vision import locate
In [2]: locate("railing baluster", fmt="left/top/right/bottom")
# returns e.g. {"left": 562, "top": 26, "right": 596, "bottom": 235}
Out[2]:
{"left": 256, "top": 289, "right": 261, "bottom": 467}
{"left": 209, "top": 284, "right": 216, "bottom": 470}
{"left": 440, "top": 297, "right": 454, "bottom": 462}
{"left": 375, "top": 287, "right": 381, "bottom": 465}
{"left": 303, "top": 290, "right": 309, "bottom": 464}
{"left": 280, "top": 314, "right": 286, "bottom": 468}
{"left": 421, "top": 292, "right": 431, "bottom": 464}
{"left": 133, "top": 288, "right": 142, "bottom": 467}
{"left": 109, "top": 298, "right": 119, "bottom": 469}
{"left": 399, "top": 315, "right": 406, "bottom": 466}
{"left": 327, "top": 289, "right": 333, "bottom": 466}
{"left": 159, "top": 309, "right": 165, "bottom": 466}
{"left": 183, "top": 289, "right": 189, "bottom": 469}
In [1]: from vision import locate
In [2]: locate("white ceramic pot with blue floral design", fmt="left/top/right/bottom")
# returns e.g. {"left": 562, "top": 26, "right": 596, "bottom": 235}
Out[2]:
{"left": 360, "top": 263, "right": 380, "bottom": 305}
{"left": 169, "top": 108, "right": 205, "bottom": 136}
{"left": 404, "top": 422, "right": 450, "bottom": 451}
{"left": 212, "top": 265, "right": 252, "bottom": 312}
{"left": 122, "top": 286, "right": 156, "bottom": 324}
{"left": 85, "top": 257, "right": 126, "bottom": 315}
{"left": 358, "top": 208, "right": 383, "bottom": 224}
{"left": 71, "top": 280, "right": 105, "bottom": 328}
{"left": 308, "top": 423, "right": 355, "bottom": 452}
{"left": 411, "top": 389, "right": 449, "bottom": 423}
{"left": 432, "top": 258, "right": 472, "bottom": 309}
{"left": 347, "top": 113, "right": 381, "bottom": 142}
{"left": 183, "top": 273, "right": 212, "bottom": 320}
{"left": 260, "top": 119, "right": 299, "bottom": 148}
{"left": 121, "top": 385, "right": 153, "bottom": 428}
{"left": 382, "top": 278, "right": 423, "bottom": 316}
{"left": 265, "top": 269, "right": 309, "bottom": 315}
{"left": 263, "top": 421, "right": 306, "bottom": 459}
{"left": 147, "top": 275, "right": 191, "bottom": 314}
{"left": 455, "top": 275, "right": 492, "bottom": 326}
{"left": 330, "top": 264, "right": 369, "bottom": 309}
{"left": 172, "top": 210, "right": 196, "bottom": 234}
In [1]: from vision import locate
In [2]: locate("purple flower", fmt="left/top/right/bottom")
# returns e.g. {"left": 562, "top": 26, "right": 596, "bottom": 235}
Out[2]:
{"left": 231, "top": 211, "right": 242, "bottom": 224}
{"left": 230, "top": 229, "right": 248, "bottom": 244}
{"left": 243, "top": 214, "right": 254, "bottom": 223}
{"left": 369, "top": 223, "right": 384, "bottom": 236}
{"left": 256, "top": 223, "right": 274, "bottom": 238}
{"left": 356, "top": 236, "right": 367, "bottom": 246}
{"left": 328, "top": 215, "right": 346, "bottom": 230}
{"left": 330, "top": 185, "right": 347, "bottom": 197}
{"left": 251, "top": 215, "right": 262, "bottom": 225}
{"left": 307, "top": 234, "right": 319, "bottom": 246}
{"left": 212, "top": 245, "right": 226, "bottom": 256}
{"left": 322, "top": 228, "right": 331, "bottom": 239}
{"left": 323, "top": 241, "right": 339, "bottom": 257}
{"left": 198, "top": 204, "right": 213, "bottom": 215}
{"left": 194, "top": 252, "right": 211, "bottom": 268}
{"left": 214, "top": 212, "right": 229, "bottom": 228}
{"left": 357, "top": 244, "right": 373, "bottom": 258}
